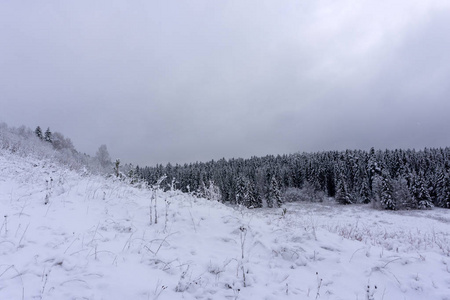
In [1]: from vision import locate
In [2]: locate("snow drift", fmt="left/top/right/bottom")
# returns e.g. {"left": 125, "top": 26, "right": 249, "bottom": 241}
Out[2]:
{"left": 0, "top": 149, "right": 449, "bottom": 299}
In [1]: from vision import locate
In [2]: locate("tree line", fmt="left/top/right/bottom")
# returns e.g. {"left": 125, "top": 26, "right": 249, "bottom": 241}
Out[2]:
{"left": 3, "top": 122, "right": 448, "bottom": 210}
{"left": 135, "top": 148, "right": 450, "bottom": 210}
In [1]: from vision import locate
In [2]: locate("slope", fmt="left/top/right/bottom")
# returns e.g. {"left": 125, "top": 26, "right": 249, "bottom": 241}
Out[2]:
{"left": 0, "top": 149, "right": 449, "bottom": 299}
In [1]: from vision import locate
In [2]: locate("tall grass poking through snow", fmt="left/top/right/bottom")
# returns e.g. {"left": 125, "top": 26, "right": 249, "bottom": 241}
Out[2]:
{"left": 1, "top": 149, "right": 450, "bottom": 300}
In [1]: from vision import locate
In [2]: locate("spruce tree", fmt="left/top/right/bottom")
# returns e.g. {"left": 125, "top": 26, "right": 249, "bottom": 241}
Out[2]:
{"left": 380, "top": 174, "right": 395, "bottom": 210}
{"left": 114, "top": 159, "right": 120, "bottom": 178}
{"left": 412, "top": 174, "right": 433, "bottom": 209}
{"left": 44, "top": 127, "right": 52, "bottom": 143}
{"left": 393, "top": 177, "right": 414, "bottom": 209}
{"left": 367, "top": 147, "right": 379, "bottom": 191}
{"left": 435, "top": 170, "right": 448, "bottom": 207}
{"left": 359, "top": 180, "right": 371, "bottom": 204}
{"left": 335, "top": 173, "right": 353, "bottom": 205}
{"left": 267, "top": 176, "right": 282, "bottom": 208}
{"left": 442, "top": 175, "right": 450, "bottom": 208}
{"left": 249, "top": 180, "right": 262, "bottom": 208}
{"left": 35, "top": 126, "right": 43, "bottom": 140}
{"left": 235, "top": 175, "right": 249, "bottom": 207}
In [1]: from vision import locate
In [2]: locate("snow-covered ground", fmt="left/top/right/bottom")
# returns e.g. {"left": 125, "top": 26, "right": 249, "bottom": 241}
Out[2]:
{"left": 1, "top": 150, "right": 449, "bottom": 300}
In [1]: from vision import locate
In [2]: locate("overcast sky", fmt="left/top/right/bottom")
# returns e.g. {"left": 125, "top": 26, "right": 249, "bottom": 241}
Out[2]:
{"left": 2, "top": 0, "right": 450, "bottom": 166}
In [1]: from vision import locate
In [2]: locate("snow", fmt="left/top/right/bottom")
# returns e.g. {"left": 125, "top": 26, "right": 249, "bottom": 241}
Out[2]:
{"left": 1, "top": 149, "right": 449, "bottom": 300}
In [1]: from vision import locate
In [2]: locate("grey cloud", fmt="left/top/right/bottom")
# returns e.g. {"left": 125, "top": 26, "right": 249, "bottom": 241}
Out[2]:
{"left": 1, "top": 0, "right": 450, "bottom": 166}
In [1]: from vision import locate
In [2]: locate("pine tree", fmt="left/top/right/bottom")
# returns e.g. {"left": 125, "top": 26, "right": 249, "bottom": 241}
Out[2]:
{"left": 367, "top": 147, "right": 380, "bottom": 191}
{"left": 380, "top": 174, "right": 395, "bottom": 210}
{"left": 249, "top": 180, "right": 262, "bottom": 208}
{"left": 267, "top": 176, "right": 282, "bottom": 208}
{"left": 392, "top": 177, "right": 414, "bottom": 209}
{"left": 114, "top": 159, "right": 120, "bottom": 178}
{"left": 44, "top": 127, "right": 52, "bottom": 143}
{"left": 359, "top": 179, "right": 371, "bottom": 204}
{"left": 412, "top": 174, "right": 433, "bottom": 209}
{"left": 440, "top": 174, "right": 450, "bottom": 208}
{"left": 435, "top": 170, "right": 448, "bottom": 208}
{"left": 442, "top": 175, "right": 450, "bottom": 208}
{"left": 335, "top": 173, "right": 353, "bottom": 205}
{"left": 198, "top": 180, "right": 207, "bottom": 198}
{"left": 35, "top": 126, "right": 43, "bottom": 140}
{"left": 235, "top": 175, "right": 249, "bottom": 207}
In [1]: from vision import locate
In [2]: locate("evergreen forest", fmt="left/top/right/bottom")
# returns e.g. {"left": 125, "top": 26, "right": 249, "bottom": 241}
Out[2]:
{"left": 136, "top": 148, "right": 450, "bottom": 210}
{"left": 3, "top": 122, "right": 449, "bottom": 211}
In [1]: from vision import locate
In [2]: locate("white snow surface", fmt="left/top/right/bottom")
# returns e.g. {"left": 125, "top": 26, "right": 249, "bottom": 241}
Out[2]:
{"left": 1, "top": 150, "right": 449, "bottom": 300}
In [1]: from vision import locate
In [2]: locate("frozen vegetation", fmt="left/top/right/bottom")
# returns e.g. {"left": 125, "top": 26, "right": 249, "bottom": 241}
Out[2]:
{"left": 1, "top": 146, "right": 450, "bottom": 299}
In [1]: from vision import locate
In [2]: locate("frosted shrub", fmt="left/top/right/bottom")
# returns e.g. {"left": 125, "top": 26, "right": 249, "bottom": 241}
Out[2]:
{"left": 203, "top": 180, "right": 222, "bottom": 202}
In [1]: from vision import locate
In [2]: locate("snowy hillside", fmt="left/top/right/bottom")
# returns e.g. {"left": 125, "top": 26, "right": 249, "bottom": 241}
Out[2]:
{"left": 1, "top": 150, "right": 449, "bottom": 300}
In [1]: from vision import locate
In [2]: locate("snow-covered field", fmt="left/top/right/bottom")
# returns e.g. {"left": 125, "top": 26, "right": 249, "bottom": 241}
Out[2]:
{"left": 1, "top": 150, "right": 449, "bottom": 300}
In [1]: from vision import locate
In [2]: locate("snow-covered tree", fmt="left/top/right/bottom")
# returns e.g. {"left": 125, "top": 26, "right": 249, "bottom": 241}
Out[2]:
{"left": 267, "top": 175, "right": 282, "bottom": 208}
{"left": 392, "top": 177, "right": 414, "bottom": 209}
{"left": 35, "top": 126, "right": 43, "bottom": 140}
{"left": 359, "top": 179, "right": 371, "bottom": 204}
{"left": 441, "top": 174, "right": 450, "bottom": 208}
{"left": 44, "top": 127, "right": 52, "bottom": 143}
{"left": 134, "top": 147, "right": 450, "bottom": 210}
{"left": 249, "top": 182, "right": 261, "bottom": 208}
{"left": 235, "top": 175, "right": 250, "bottom": 207}
{"left": 114, "top": 159, "right": 120, "bottom": 177}
{"left": 335, "top": 173, "right": 353, "bottom": 205}
{"left": 95, "top": 144, "right": 112, "bottom": 170}
{"left": 367, "top": 147, "right": 381, "bottom": 191}
{"left": 51, "top": 132, "right": 75, "bottom": 152}
{"left": 435, "top": 171, "right": 450, "bottom": 208}
{"left": 412, "top": 174, "right": 433, "bottom": 209}
{"left": 380, "top": 174, "right": 395, "bottom": 210}
{"left": 203, "top": 180, "right": 222, "bottom": 202}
